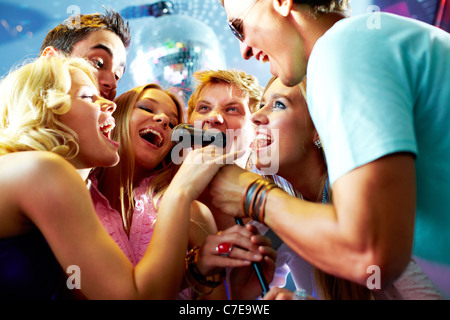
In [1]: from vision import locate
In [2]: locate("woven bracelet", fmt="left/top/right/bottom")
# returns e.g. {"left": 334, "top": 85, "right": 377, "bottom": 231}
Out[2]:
{"left": 185, "top": 246, "right": 225, "bottom": 289}
{"left": 242, "top": 178, "right": 278, "bottom": 224}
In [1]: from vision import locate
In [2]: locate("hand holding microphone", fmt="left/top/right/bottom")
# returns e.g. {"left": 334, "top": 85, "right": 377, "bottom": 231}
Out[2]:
{"left": 171, "top": 124, "right": 270, "bottom": 297}
{"left": 171, "top": 124, "right": 226, "bottom": 148}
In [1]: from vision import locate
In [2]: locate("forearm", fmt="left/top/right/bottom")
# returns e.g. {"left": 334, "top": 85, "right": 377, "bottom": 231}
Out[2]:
{"left": 263, "top": 157, "right": 415, "bottom": 287}
{"left": 135, "top": 187, "right": 193, "bottom": 299}
{"left": 264, "top": 191, "right": 369, "bottom": 283}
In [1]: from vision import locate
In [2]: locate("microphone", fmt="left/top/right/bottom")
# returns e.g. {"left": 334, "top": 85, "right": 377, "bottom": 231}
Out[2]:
{"left": 235, "top": 218, "right": 270, "bottom": 297}
{"left": 171, "top": 124, "right": 226, "bottom": 148}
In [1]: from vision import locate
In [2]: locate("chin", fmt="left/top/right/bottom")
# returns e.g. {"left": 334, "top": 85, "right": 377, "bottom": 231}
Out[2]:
{"left": 279, "top": 68, "right": 306, "bottom": 87}
{"left": 99, "top": 155, "right": 120, "bottom": 168}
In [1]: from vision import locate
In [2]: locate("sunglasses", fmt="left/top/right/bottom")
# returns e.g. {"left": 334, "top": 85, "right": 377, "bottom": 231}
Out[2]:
{"left": 227, "top": 0, "right": 258, "bottom": 42}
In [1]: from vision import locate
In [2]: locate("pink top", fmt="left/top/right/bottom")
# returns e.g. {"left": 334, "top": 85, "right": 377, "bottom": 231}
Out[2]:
{"left": 88, "top": 174, "right": 158, "bottom": 266}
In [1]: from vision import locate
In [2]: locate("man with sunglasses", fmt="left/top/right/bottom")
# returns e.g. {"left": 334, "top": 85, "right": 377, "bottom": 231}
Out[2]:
{"left": 214, "top": 0, "right": 450, "bottom": 298}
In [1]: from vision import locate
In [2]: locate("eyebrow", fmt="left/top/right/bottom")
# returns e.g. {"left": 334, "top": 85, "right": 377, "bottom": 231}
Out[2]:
{"left": 141, "top": 98, "right": 178, "bottom": 119}
{"left": 197, "top": 99, "right": 244, "bottom": 107}
{"left": 271, "top": 93, "right": 291, "bottom": 103}
{"left": 90, "top": 44, "right": 127, "bottom": 72}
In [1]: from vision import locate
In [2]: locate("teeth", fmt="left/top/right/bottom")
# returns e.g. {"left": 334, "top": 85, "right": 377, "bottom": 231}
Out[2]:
{"left": 252, "top": 133, "right": 272, "bottom": 149}
{"left": 139, "top": 128, "right": 161, "bottom": 139}
{"left": 255, "top": 133, "right": 271, "bottom": 141}
{"left": 99, "top": 119, "right": 115, "bottom": 133}
{"left": 257, "top": 53, "right": 268, "bottom": 63}
{"left": 139, "top": 128, "right": 163, "bottom": 147}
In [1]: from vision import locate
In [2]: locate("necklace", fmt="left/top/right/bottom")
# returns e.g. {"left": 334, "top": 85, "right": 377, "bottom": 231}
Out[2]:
{"left": 322, "top": 176, "right": 329, "bottom": 204}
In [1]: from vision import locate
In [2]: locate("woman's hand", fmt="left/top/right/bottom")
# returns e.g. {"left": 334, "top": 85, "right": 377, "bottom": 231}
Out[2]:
{"left": 194, "top": 223, "right": 277, "bottom": 300}
{"left": 229, "top": 224, "right": 277, "bottom": 300}
{"left": 195, "top": 224, "right": 263, "bottom": 276}
{"left": 170, "top": 146, "right": 244, "bottom": 201}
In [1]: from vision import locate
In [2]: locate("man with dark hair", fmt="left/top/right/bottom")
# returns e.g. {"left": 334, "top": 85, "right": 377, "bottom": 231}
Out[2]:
{"left": 211, "top": 0, "right": 450, "bottom": 298}
{"left": 41, "top": 9, "right": 130, "bottom": 100}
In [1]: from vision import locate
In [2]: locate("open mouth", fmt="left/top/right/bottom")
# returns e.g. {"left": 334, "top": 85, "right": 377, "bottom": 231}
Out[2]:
{"left": 256, "top": 52, "right": 269, "bottom": 63}
{"left": 139, "top": 128, "right": 164, "bottom": 148}
{"left": 251, "top": 133, "right": 273, "bottom": 149}
{"left": 99, "top": 119, "right": 115, "bottom": 139}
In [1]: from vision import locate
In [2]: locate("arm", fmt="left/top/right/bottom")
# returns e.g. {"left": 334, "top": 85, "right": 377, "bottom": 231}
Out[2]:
{"left": 186, "top": 200, "right": 228, "bottom": 300}
{"left": 7, "top": 152, "right": 151, "bottom": 299}
{"left": 210, "top": 153, "right": 416, "bottom": 288}
{"left": 2, "top": 148, "right": 225, "bottom": 299}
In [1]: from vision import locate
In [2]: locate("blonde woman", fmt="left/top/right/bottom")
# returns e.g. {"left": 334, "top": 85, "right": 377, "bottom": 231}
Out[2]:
{"left": 0, "top": 56, "right": 224, "bottom": 299}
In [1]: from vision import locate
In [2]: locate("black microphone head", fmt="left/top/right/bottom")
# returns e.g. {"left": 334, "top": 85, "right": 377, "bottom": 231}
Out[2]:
{"left": 171, "top": 124, "right": 226, "bottom": 148}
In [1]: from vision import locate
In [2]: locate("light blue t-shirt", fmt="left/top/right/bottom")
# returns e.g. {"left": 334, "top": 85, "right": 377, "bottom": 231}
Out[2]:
{"left": 307, "top": 12, "right": 450, "bottom": 273}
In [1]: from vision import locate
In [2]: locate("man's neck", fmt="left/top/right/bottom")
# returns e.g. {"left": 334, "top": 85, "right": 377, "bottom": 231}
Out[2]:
{"left": 292, "top": 8, "right": 347, "bottom": 59}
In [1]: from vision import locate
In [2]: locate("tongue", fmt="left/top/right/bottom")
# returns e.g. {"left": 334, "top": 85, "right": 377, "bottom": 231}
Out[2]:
{"left": 250, "top": 139, "right": 271, "bottom": 149}
{"left": 142, "top": 132, "right": 161, "bottom": 147}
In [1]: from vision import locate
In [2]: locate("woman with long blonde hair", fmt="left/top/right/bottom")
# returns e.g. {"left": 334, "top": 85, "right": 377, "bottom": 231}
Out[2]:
{"left": 0, "top": 56, "right": 228, "bottom": 299}
{"left": 218, "top": 76, "right": 443, "bottom": 300}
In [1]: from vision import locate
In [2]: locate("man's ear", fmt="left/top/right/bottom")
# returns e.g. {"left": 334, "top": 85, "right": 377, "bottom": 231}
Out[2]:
{"left": 273, "top": 0, "right": 293, "bottom": 17}
{"left": 41, "top": 46, "right": 59, "bottom": 57}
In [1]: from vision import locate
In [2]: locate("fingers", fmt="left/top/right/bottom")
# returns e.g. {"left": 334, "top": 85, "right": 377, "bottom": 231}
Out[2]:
{"left": 184, "top": 145, "right": 246, "bottom": 166}
{"left": 244, "top": 224, "right": 277, "bottom": 262}
{"left": 210, "top": 227, "right": 263, "bottom": 260}
{"left": 196, "top": 225, "right": 263, "bottom": 275}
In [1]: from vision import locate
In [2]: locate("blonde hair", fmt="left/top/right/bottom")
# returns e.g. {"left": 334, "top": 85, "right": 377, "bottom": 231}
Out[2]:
{"left": 256, "top": 75, "right": 371, "bottom": 300}
{"left": 0, "top": 56, "right": 97, "bottom": 158}
{"left": 110, "top": 84, "right": 185, "bottom": 233}
{"left": 187, "top": 69, "right": 263, "bottom": 118}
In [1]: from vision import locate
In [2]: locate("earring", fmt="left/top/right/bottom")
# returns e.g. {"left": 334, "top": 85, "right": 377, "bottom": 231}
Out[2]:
{"left": 314, "top": 139, "right": 322, "bottom": 149}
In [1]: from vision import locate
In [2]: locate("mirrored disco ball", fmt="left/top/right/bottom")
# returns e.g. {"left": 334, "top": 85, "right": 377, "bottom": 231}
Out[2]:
{"left": 128, "top": 14, "right": 226, "bottom": 103}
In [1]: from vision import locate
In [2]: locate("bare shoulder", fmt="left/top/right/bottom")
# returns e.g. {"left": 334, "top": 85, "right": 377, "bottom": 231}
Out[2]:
{"left": 0, "top": 151, "right": 73, "bottom": 177}
{"left": 0, "top": 151, "right": 78, "bottom": 195}
{"left": 0, "top": 151, "right": 81, "bottom": 237}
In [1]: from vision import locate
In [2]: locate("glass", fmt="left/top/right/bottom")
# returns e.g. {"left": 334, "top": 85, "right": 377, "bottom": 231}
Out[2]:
{"left": 227, "top": 0, "right": 258, "bottom": 41}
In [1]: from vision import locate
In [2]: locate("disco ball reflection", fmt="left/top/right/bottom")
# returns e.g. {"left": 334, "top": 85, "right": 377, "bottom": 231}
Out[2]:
{"left": 129, "top": 13, "right": 226, "bottom": 103}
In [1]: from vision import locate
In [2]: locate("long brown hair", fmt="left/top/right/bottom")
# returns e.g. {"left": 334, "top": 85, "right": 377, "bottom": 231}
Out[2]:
{"left": 110, "top": 84, "right": 185, "bottom": 234}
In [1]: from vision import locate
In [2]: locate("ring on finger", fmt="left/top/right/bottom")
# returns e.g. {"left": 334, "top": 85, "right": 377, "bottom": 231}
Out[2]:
{"left": 216, "top": 243, "right": 233, "bottom": 256}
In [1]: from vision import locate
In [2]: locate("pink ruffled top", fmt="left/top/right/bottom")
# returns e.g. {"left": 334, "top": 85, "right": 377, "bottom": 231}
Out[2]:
{"left": 88, "top": 174, "right": 158, "bottom": 266}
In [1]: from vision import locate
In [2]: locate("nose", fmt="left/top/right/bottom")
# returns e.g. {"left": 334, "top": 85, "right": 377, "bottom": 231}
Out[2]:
{"left": 98, "top": 71, "right": 118, "bottom": 100}
{"left": 154, "top": 113, "right": 170, "bottom": 128}
{"left": 100, "top": 99, "right": 116, "bottom": 114}
{"left": 204, "top": 110, "right": 224, "bottom": 128}
{"left": 240, "top": 41, "right": 254, "bottom": 60}
{"left": 251, "top": 108, "right": 269, "bottom": 126}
